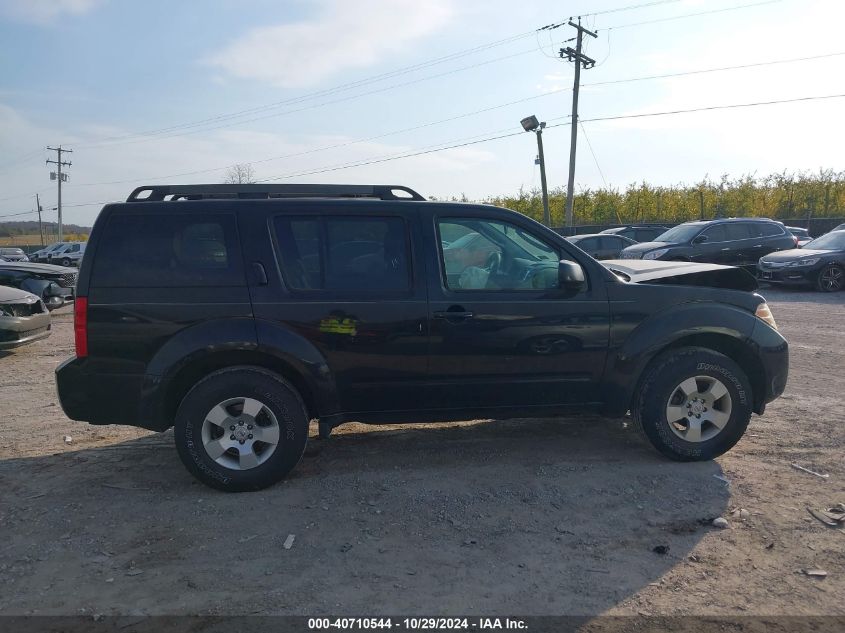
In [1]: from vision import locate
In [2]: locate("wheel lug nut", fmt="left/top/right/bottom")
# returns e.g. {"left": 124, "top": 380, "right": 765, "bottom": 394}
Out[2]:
{"left": 248, "top": 434, "right": 253, "bottom": 439}
{"left": 230, "top": 434, "right": 235, "bottom": 440}
{"left": 230, "top": 425, "right": 235, "bottom": 431}
{"left": 239, "top": 439, "right": 245, "bottom": 445}
{"left": 239, "top": 421, "right": 244, "bottom": 426}
{"left": 247, "top": 424, "right": 253, "bottom": 430}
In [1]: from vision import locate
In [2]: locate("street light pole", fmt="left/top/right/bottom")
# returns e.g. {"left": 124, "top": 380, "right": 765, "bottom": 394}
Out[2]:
{"left": 535, "top": 124, "right": 550, "bottom": 227}
{"left": 520, "top": 115, "right": 550, "bottom": 226}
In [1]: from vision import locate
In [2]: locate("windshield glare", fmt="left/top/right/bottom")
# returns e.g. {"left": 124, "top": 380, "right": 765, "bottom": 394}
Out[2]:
{"left": 805, "top": 231, "right": 845, "bottom": 251}
{"left": 654, "top": 224, "right": 703, "bottom": 243}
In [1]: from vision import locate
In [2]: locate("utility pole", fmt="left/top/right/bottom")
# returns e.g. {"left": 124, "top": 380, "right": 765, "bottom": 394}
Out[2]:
{"left": 36, "top": 193, "right": 45, "bottom": 247}
{"left": 46, "top": 146, "right": 72, "bottom": 241}
{"left": 560, "top": 18, "right": 597, "bottom": 228}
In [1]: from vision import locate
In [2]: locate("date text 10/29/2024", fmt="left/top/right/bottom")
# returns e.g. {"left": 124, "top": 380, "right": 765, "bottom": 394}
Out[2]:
{"left": 308, "top": 618, "right": 528, "bottom": 630}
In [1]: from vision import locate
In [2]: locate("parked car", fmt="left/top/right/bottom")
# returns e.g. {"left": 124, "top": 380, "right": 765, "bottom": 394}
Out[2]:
{"left": 567, "top": 233, "right": 636, "bottom": 259}
{"left": 0, "top": 261, "right": 77, "bottom": 309}
{"left": 0, "top": 286, "right": 51, "bottom": 349}
{"left": 600, "top": 225, "right": 670, "bottom": 243}
{"left": 831, "top": 223, "right": 845, "bottom": 233}
{"left": 47, "top": 242, "right": 86, "bottom": 267}
{"left": 620, "top": 218, "right": 796, "bottom": 268}
{"left": 29, "top": 242, "right": 69, "bottom": 263}
{"left": 786, "top": 226, "right": 813, "bottom": 248}
{"left": 56, "top": 184, "right": 788, "bottom": 492}
{"left": 758, "top": 229, "right": 845, "bottom": 292}
{"left": 0, "top": 247, "right": 29, "bottom": 262}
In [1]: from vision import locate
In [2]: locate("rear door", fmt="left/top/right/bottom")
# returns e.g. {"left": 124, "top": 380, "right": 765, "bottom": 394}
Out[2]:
{"left": 248, "top": 203, "right": 430, "bottom": 414}
{"left": 422, "top": 206, "right": 610, "bottom": 411}
{"left": 724, "top": 222, "right": 755, "bottom": 266}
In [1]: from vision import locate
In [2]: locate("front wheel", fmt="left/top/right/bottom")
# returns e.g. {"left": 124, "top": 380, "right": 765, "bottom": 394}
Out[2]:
{"left": 174, "top": 366, "right": 309, "bottom": 491}
{"left": 632, "top": 347, "right": 753, "bottom": 461}
{"left": 60, "top": 257, "right": 71, "bottom": 267}
{"left": 816, "top": 264, "right": 843, "bottom": 292}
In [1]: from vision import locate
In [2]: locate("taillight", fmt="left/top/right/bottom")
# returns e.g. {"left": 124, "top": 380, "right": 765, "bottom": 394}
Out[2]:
{"left": 74, "top": 296, "right": 88, "bottom": 357}
{"left": 793, "top": 235, "right": 799, "bottom": 247}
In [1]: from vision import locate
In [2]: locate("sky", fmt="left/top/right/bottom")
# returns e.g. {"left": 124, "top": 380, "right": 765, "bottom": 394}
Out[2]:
{"left": 1, "top": 0, "right": 844, "bottom": 227}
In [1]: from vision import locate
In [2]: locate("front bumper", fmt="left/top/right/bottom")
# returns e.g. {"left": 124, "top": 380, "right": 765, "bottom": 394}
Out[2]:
{"left": 757, "top": 264, "right": 819, "bottom": 286}
{"left": 0, "top": 312, "right": 52, "bottom": 349}
{"left": 750, "top": 319, "right": 789, "bottom": 410}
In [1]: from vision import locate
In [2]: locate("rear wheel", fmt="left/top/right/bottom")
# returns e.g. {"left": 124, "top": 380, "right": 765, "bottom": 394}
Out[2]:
{"left": 632, "top": 347, "right": 753, "bottom": 461}
{"left": 174, "top": 366, "right": 309, "bottom": 491}
{"left": 60, "top": 257, "right": 71, "bottom": 267}
{"left": 816, "top": 264, "right": 843, "bottom": 292}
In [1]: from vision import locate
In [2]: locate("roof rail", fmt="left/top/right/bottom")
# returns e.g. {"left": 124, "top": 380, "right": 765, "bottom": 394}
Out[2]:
{"left": 126, "top": 184, "right": 426, "bottom": 202}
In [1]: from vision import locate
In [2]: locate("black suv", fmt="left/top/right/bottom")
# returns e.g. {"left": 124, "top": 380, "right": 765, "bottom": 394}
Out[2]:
{"left": 619, "top": 218, "right": 796, "bottom": 266}
{"left": 56, "top": 185, "right": 788, "bottom": 491}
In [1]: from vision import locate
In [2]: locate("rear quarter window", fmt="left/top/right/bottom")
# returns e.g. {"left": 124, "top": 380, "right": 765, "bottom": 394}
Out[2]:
{"left": 91, "top": 213, "right": 244, "bottom": 287}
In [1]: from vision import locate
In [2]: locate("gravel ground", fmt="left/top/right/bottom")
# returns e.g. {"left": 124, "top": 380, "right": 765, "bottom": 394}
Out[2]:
{"left": 0, "top": 287, "right": 843, "bottom": 617}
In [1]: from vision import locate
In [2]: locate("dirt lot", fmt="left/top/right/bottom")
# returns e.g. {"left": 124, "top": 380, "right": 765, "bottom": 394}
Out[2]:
{"left": 1, "top": 288, "right": 843, "bottom": 617}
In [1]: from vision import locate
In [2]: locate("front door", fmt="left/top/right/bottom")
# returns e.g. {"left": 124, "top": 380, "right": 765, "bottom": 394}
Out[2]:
{"left": 423, "top": 210, "right": 610, "bottom": 412}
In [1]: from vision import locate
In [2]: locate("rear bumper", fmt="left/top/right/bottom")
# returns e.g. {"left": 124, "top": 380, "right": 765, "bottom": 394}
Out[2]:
{"left": 56, "top": 357, "right": 149, "bottom": 427}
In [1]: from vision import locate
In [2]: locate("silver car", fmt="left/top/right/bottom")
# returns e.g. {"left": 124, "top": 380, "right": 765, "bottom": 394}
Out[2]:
{"left": 0, "top": 286, "right": 51, "bottom": 349}
{"left": 0, "top": 247, "right": 29, "bottom": 262}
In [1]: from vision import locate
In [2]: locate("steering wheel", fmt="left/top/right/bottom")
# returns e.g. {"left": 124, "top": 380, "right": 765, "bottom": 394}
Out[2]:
{"left": 485, "top": 251, "right": 502, "bottom": 275}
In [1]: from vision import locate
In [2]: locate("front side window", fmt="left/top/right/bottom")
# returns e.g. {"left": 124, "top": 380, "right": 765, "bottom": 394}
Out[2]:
{"left": 92, "top": 214, "right": 243, "bottom": 287}
{"left": 701, "top": 224, "right": 727, "bottom": 243}
{"left": 274, "top": 216, "right": 410, "bottom": 292}
{"left": 437, "top": 218, "right": 559, "bottom": 291}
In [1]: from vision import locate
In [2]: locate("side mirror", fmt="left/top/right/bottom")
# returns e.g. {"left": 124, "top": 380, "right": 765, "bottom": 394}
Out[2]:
{"left": 692, "top": 235, "right": 708, "bottom": 244}
{"left": 558, "top": 260, "right": 586, "bottom": 292}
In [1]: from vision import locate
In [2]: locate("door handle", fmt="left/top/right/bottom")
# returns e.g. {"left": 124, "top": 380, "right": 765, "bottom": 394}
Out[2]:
{"left": 251, "top": 261, "right": 268, "bottom": 286}
{"left": 433, "top": 307, "right": 474, "bottom": 320}
{"left": 721, "top": 248, "right": 731, "bottom": 251}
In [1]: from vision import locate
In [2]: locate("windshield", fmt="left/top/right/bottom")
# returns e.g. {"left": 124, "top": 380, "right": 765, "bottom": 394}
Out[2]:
{"left": 805, "top": 231, "right": 845, "bottom": 251}
{"left": 654, "top": 224, "right": 703, "bottom": 243}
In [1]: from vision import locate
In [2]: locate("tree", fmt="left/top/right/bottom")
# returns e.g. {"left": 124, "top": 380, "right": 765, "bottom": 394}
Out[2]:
{"left": 223, "top": 163, "right": 256, "bottom": 184}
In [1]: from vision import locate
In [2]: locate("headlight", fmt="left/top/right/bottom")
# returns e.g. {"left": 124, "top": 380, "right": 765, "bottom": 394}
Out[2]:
{"left": 786, "top": 258, "right": 820, "bottom": 267}
{"left": 642, "top": 248, "right": 669, "bottom": 260}
{"left": 755, "top": 302, "right": 777, "bottom": 330}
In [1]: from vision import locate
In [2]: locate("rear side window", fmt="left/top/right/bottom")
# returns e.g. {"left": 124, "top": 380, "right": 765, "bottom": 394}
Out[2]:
{"left": 759, "top": 223, "right": 786, "bottom": 237}
{"left": 725, "top": 223, "right": 752, "bottom": 241}
{"left": 274, "top": 216, "right": 410, "bottom": 292}
{"left": 92, "top": 213, "right": 244, "bottom": 287}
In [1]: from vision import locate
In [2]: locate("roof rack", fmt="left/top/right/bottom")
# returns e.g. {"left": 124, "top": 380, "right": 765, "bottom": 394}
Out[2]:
{"left": 126, "top": 184, "right": 426, "bottom": 202}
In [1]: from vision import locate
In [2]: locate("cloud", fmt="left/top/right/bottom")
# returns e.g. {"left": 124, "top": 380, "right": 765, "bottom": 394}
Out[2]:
{"left": 205, "top": 0, "right": 453, "bottom": 88}
{"left": 0, "top": 0, "right": 105, "bottom": 24}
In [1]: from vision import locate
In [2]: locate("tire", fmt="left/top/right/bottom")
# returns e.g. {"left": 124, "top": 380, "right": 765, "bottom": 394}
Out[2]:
{"left": 816, "top": 263, "right": 843, "bottom": 292}
{"left": 60, "top": 258, "right": 71, "bottom": 267}
{"left": 632, "top": 347, "right": 753, "bottom": 461}
{"left": 174, "top": 366, "right": 309, "bottom": 492}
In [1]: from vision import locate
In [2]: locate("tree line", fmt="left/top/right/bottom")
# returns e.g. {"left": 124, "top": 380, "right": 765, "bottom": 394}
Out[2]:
{"left": 475, "top": 169, "right": 845, "bottom": 227}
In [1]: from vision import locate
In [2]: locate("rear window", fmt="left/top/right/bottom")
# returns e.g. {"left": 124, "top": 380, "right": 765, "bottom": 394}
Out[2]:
{"left": 274, "top": 216, "right": 410, "bottom": 292}
{"left": 91, "top": 213, "right": 244, "bottom": 287}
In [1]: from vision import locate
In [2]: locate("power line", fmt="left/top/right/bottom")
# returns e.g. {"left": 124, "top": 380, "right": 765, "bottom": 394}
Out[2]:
{"left": 579, "top": 121, "right": 608, "bottom": 188}
{"left": 603, "top": 0, "right": 783, "bottom": 31}
{"left": 75, "top": 47, "right": 548, "bottom": 150}
{"left": 68, "top": 49, "right": 845, "bottom": 190}
{"left": 258, "top": 92, "right": 845, "bottom": 182}
{"left": 3, "top": 91, "right": 842, "bottom": 217}
{"left": 66, "top": 0, "right": 729, "bottom": 150}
